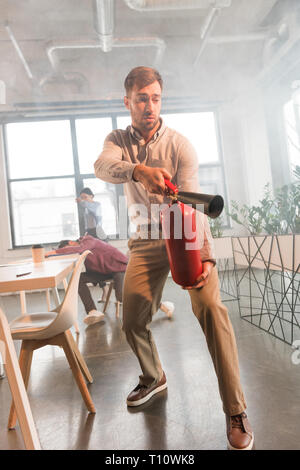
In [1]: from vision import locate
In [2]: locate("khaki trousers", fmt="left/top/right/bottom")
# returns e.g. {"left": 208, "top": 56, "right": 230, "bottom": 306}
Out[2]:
{"left": 122, "top": 238, "right": 247, "bottom": 416}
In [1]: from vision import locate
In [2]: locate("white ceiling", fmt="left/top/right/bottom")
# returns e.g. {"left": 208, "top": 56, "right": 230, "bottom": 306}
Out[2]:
{"left": 0, "top": 0, "right": 298, "bottom": 108}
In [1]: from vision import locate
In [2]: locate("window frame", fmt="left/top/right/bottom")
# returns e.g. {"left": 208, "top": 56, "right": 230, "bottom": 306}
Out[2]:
{"left": 3, "top": 102, "right": 229, "bottom": 248}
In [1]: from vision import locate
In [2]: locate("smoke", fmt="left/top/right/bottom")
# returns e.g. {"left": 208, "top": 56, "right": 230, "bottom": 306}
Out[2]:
{"left": 0, "top": 0, "right": 287, "bottom": 105}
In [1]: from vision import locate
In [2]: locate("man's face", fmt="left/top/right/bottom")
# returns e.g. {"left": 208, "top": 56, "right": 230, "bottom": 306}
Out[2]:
{"left": 80, "top": 192, "right": 93, "bottom": 202}
{"left": 124, "top": 80, "right": 162, "bottom": 135}
{"left": 68, "top": 240, "right": 79, "bottom": 246}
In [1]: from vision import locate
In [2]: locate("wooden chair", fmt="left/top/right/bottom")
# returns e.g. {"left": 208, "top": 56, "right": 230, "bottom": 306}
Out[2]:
{"left": 7, "top": 250, "right": 96, "bottom": 430}
{"left": 20, "top": 281, "right": 80, "bottom": 334}
{"left": 0, "top": 352, "right": 4, "bottom": 378}
{"left": 100, "top": 279, "right": 121, "bottom": 318}
{"left": 0, "top": 307, "right": 41, "bottom": 449}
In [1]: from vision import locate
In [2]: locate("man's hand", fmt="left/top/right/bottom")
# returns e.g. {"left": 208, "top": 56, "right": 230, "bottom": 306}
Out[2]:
{"left": 182, "top": 261, "right": 214, "bottom": 290}
{"left": 133, "top": 164, "right": 172, "bottom": 195}
{"left": 45, "top": 250, "right": 57, "bottom": 257}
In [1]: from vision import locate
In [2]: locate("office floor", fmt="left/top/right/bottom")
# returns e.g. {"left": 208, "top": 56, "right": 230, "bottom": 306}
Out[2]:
{"left": 0, "top": 278, "right": 299, "bottom": 450}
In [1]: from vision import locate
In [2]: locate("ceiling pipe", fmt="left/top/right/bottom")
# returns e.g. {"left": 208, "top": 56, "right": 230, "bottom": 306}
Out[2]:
{"left": 47, "top": 40, "right": 103, "bottom": 75}
{"left": 5, "top": 22, "right": 35, "bottom": 81}
{"left": 46, "top": 35, "right": 165, "bottom": 73}
{"left": 45, "top": 0, "right": 166, "bottom": 82}
{"left": 124, "top": 0, "right": 231, "bottom": 67}
{"left": 124, "top": 0, "right": 231, "bottom": 11}
{"left": 39, "top": 71, "right": 89, "bottom": 94}
{"left": 93, "top": 0, "right": 114, "bottom": 52}
{"left": 193, "top": 6, "right": 220, "bottom": 67}
{"left": 124, "top": 0, "right": 232, "bottom": 69}
{"left": 208, "top": 32, "right": 267, "bottom": 45}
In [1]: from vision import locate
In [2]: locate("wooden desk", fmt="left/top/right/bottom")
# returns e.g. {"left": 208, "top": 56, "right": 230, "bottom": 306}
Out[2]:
{"left": 0, "top": 255, "right": 78, "bottom": 315}
{"left": 0, "top": 255, "right": 77, "bottom": 295}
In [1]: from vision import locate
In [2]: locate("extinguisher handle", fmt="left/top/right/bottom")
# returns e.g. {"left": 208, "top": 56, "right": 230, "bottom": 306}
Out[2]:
{"left": 164, "top": 178, "right": 178, "bottom": 195}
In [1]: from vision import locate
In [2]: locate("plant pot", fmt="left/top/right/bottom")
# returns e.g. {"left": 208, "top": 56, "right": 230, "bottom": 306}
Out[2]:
{"left": 232, "top": 234, "right": 300, "bottom": 345}
{"left": 213, "top": 236, "right": 238, "bottom": 301}
{"left": 232, "top": 234, "right": 300, "bottom": 272}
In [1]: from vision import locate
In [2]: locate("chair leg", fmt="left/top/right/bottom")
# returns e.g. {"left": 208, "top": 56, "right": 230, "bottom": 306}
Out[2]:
{"left": 51, "top": 287, "right": 61, "bottom": 307}
{"left": 62, "top": 279, "right": 79, "bottom": 335}
{"left": 8, "top": 341, "right": 33, "bottom": 430}
{"left": 45, "top": 289, "right": 51, "bottom": 311}
{"left": 19, "top": 291, "right": 27, "bottom": 315}
{"left": 116, "top": 301, "right": 120, "bottom": 319}
{"left": 103, "top": 281, "right": 113, "bottom": 313}
{"left": 59, "top": 332, "right": 96, "bottom": 414}
{"left": 0, "top": 311, "right": 40, "bottom": 449}
{"left": 65, "top": 330, "right": 93, "bottom": 383}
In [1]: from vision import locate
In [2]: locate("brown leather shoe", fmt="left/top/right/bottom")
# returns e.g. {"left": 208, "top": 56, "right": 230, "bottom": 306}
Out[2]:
{"left": 127, "top": 372, "right": 167, "bottom": 407}
{"left": 226, "top": 412, "right": 254, "bottom": 450}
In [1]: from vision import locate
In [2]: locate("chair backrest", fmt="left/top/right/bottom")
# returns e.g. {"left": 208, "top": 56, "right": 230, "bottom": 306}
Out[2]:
{"left": 38, "top": 250, "right": 90, "bottom": 339}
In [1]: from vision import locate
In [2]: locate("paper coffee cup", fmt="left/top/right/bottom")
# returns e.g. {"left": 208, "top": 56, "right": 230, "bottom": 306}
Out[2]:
{"left": 31, "top": 244, "right": 45, "bottom": 264}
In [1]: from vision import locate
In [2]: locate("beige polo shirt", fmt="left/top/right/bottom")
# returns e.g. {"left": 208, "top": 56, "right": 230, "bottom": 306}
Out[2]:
{"left": 94, "top": 119, "right": 215, "bottom": 261}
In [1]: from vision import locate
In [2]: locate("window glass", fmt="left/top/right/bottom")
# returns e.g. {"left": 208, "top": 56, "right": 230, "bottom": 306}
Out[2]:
{"left": 10, "top": 178, "right": 79, "bottom": 246}
{"left": 75, "top": 118, "right": 113, "bottom": 174}
{"left": 283, "top": 100, "right": 300, "bottom": 180}
{"left": 162, "top": 112, "right": 219, "bottom": 164}
{"left": 6, "top": 120, "right": 74, "bottom": 178}
{"left": 198, "top": 166, "right": 225, "bottom": 197}
{"left": 83, "top": 178, "right": 117, "bottom": 237}
{"left": 117, "top": 116, "right": 131, "bottom": 130}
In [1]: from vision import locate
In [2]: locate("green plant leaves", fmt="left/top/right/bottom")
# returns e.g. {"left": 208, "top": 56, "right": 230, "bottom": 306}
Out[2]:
{"left": 228, "top": 171, "right": 300, "bottom": 235}
{"left": 209, "top": 216, "right": 224, "bottom": 238}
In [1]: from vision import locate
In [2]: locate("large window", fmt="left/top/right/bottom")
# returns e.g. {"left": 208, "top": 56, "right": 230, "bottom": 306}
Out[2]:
{"left": 10, "top": 178, "right": 78, "bottom": 246}
{"left": 5, "top": 117, "right": 117, "bottom": 247}
{"left": 162, "top": 112, "right": 226, "bottom": 197}
{"left": 283, "top": 99, "right": 300, "bottom": 181}
{"left": 6, "top": 120, "right": 74, "bottom": 178}
{"left": 75, "top": 117, "right": 112, "bottom": 174}
{"left": 4, "top": 107, "right": 227, "bottom": 247}
{"left": 6, "top": 120, "right": 79, "bottom": 246}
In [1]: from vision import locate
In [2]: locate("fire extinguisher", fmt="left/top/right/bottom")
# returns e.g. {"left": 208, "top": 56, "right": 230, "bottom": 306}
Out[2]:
{"left": 160, "top": 179, "right": 224, "bottom": 287}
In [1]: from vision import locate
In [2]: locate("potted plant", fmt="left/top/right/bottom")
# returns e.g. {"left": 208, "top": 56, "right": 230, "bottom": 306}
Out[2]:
{"left": 229, "top": 166, "right": 300, "bottom": 271}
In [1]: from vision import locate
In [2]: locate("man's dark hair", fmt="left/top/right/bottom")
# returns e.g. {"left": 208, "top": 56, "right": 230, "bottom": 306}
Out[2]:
{"left": 80, "top": 187, "right": 94, "bottom": 197}
{"left": 58, "top": 240, "right": 71, "bottom": 249}
{"left": 124, "top": 66, "right": 163, "bottom": 96}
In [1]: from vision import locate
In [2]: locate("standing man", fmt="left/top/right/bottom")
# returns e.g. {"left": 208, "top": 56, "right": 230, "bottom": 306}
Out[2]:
{"left": 76, "top": 187, "right": 107, "bottom": 241}
{"left": 94, "top": 66, "right": 253, "bottom": 450}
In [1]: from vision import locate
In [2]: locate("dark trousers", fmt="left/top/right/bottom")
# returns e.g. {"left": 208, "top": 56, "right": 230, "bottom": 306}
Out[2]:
{"left": 78, "top": 271, "right": 125, "bottom": 314}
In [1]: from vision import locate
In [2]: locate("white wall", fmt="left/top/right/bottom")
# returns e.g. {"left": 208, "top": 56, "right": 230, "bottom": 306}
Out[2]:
{"left": 235, "top": 87, "right": 273, "bottom": 206}
{"left": 217, "top": 86, "right": 275, "bottom": 237}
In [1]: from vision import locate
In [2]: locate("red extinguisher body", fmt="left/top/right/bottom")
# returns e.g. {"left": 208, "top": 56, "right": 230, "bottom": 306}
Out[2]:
{"left": 161, "top": 201, "right": 203, "bottom": 287}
